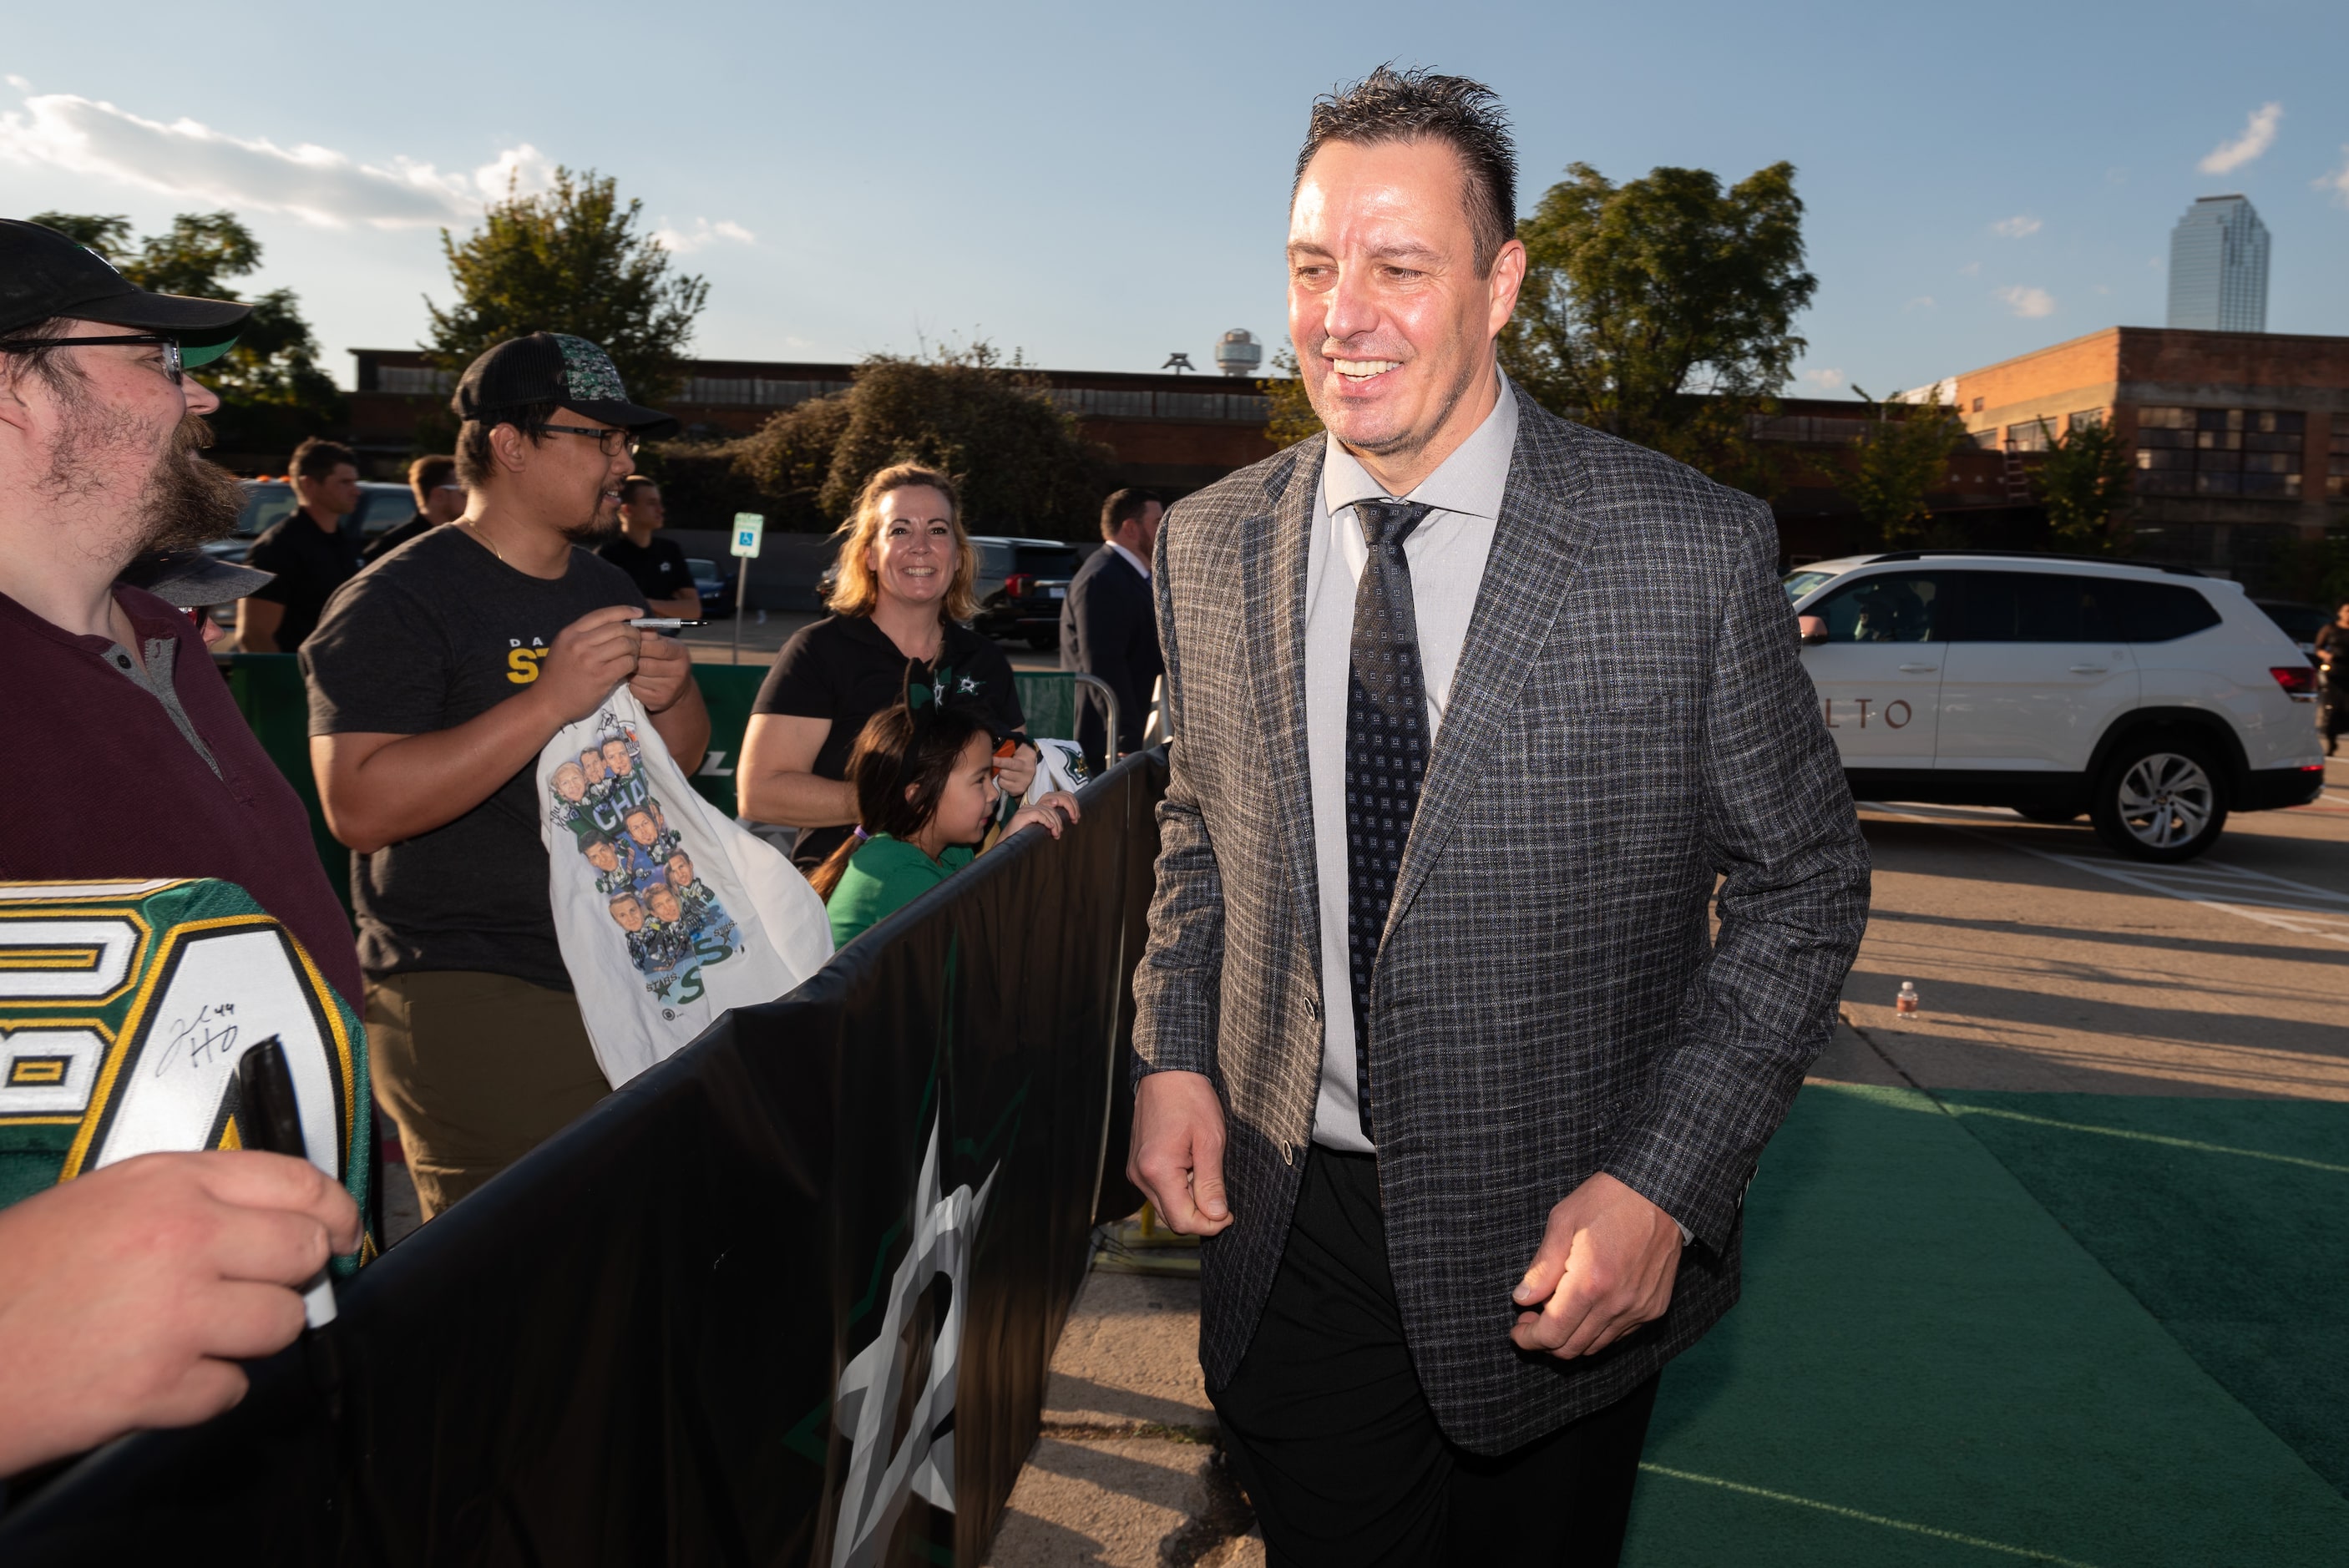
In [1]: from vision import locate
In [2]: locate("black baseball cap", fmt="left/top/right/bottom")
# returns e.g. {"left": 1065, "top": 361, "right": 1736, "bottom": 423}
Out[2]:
{"left": 0, "top": 219, "right": 250, "bottom": 362}
{"left": 452, "top": 331, "right": 678, "bottom": 438}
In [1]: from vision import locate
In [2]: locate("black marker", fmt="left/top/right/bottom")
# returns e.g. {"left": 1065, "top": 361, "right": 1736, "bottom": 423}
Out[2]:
{"left": 235, "top": 1037, "right": 337, "bottom": 1328}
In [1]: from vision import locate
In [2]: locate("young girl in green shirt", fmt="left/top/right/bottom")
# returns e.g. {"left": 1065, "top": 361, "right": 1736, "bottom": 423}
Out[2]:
{"left": 811, "top": 703, "right": 1080, "bottom": 947}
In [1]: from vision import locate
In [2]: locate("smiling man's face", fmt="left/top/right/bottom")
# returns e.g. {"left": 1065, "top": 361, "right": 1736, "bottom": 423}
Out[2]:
{"left": 1287, "top": 138, "right": 1525, "bottom": 488}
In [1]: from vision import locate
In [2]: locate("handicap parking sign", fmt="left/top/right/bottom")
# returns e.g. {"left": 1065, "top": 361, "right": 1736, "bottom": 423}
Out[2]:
{"left": 731, "top": 513, "right": 765, "bottom": 559}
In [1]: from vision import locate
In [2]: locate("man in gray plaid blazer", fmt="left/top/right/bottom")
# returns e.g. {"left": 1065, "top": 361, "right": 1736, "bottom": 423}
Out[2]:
{"left": 1128, "top": 68, "right": 1871, "bottom": 1565}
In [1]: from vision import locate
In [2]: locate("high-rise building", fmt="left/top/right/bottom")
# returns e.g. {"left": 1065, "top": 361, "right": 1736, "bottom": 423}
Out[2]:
{"left": 2166, "top": 195, "right": 2270, "bottom": 332}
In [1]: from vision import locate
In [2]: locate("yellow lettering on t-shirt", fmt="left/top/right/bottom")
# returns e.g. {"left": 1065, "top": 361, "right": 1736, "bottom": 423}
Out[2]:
{"left": 508, "top": 647, "right": 548, "bottom": 684}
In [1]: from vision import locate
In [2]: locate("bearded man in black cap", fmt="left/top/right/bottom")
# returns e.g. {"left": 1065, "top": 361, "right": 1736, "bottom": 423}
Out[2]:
{"left": 0, "top": 218, "right": 362, "bottom": 1477}
{"left": 302, "top": 332, "right": 710, "bottom": 1220}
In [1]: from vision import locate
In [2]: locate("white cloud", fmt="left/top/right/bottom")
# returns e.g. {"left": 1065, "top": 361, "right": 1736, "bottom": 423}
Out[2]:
{"left": 2317, "top": 147, "right": 2349, "bottom": 208}
{"left": 1991, "top": 215, "right": 2042, "bottom": 238}
{"left": 1995, "top": 285, "right": 2057, "bottom": 319}
{"left": 471, "top": 143, "right": 555, "bottom": 200}
{"left": 652, "top": 216, "right": 757, "bottom": 253}
{"left": 3, "top": 75, "right": 28, "bottom": 91}
{"left": 1958, "top": 260, "right": 1982, "bottom": 277}
{"left": 1800, "top": 367, "right": 1845, "bottom": 390}
{"left": 2199, "top": 102, "right": 2281, "bottom": 175}
{"left": 0, "top": 89, "right": 545, "bottom": 230}
{"left": 1904, "top": 296, "right": 1936, "bottom": 312}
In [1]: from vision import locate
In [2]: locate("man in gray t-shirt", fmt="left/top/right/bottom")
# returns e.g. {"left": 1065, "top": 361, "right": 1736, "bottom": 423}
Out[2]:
{"left": 302, "top": 332, "right": 705, "bottom": 1220}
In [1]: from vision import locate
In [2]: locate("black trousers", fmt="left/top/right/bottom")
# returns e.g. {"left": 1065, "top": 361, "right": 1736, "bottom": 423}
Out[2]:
{"left": 1212, "top": 1147, "right": 1659, "bottom": 1567}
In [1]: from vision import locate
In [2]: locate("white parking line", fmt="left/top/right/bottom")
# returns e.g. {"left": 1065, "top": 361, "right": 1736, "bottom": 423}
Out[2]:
{"left": 1860, "top": 802, "right": 2349, "bottom": 950}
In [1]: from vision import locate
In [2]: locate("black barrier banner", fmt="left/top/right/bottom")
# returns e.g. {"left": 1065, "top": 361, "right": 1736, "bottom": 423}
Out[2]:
{"left": 0, "top": 751, "right": 1167, "bottom": 1566}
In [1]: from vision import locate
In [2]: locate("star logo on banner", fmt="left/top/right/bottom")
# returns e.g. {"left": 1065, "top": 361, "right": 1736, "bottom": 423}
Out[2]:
{"left": 828, "top": 1120, "right": 996, "bottom": 1568}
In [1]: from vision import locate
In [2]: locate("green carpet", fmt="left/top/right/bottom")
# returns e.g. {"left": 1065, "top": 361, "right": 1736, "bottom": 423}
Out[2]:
{"left": 1936, "top": 1091, "right": 2349, "bottom": 1497}
{"left": 1621, "top": 1083, "right": 2349, "bottom": 1567}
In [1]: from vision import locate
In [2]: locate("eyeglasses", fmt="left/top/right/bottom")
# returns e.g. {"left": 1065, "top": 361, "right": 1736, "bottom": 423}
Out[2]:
{"left": 0, "top": 333, "right": 182, "bottom": 383}
{"left": 542, "top": 423, "right": 640, "bottom": 459}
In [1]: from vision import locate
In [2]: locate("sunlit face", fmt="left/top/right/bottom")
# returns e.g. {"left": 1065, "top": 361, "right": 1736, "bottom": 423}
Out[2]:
{"left": 610, "top": 896, "right": 644, "bottom": 932}
{"left": 585, "top": 839, "right": 620, "bottom": 872}
{"left": 1287, "top": 138, "right": 1524, "bottom": 466}
{"left": 865, "top": 486, "right": 957, "bottom": 611}
{"left": 601, "top": 739, "right": 634, "bottom": 778}
{"left": 918, "top": 731, "right": 1002, "bottom": 850}
{"left": 504, "top": 406, "right": 635, "bottom": 543}
{"left": 625, "top": 810, "right": 660, "bottom": 847}
{"left": 553, "top": 762, "right": 587, "bottom": 802}
{"left": 666, "top": 851, "right": 693, "bottom": 888}
{"left": 580, "top": 749, "right": 606, "bottom": 785}
{"left": 647, "top": 885, "right": 683, "bottom": 923}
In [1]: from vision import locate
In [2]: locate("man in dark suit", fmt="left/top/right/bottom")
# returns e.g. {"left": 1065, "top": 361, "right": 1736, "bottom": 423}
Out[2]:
{"left": 1060, "top": 487, "right": 1164, "bottom": 764}
{"left": 1126, "top": 68, "right": 1871, "bottom": 1565}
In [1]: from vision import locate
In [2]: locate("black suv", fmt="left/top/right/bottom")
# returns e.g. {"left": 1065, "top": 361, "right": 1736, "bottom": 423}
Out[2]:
{"left": 969, "top": 536, "right": 1081, "bottom": 649}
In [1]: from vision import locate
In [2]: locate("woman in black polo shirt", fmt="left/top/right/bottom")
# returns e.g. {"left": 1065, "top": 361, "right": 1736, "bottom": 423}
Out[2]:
{"left": 740, "top": 463, "right": 1035, "bottom": 873}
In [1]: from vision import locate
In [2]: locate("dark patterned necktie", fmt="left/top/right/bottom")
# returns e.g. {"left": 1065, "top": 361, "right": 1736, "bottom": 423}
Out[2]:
{"left": 1344, "top": 498, "right": 1432, "bottom": 1142}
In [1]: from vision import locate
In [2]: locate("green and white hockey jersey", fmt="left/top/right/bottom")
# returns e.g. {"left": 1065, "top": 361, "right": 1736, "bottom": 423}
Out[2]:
{"left": 0, "top": 878, "right": 370, "bottom": 1257}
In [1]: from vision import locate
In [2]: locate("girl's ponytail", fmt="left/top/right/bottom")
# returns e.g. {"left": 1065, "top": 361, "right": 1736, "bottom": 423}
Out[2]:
{"left": 807, "top": 828, "right": 863, "bottom": 901}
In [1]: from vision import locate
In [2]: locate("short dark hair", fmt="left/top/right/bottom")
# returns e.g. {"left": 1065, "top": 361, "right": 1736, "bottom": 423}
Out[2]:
{"left": 0, "top": 316, "right": 85, "bottom": 399}
{"left": 454, "top": 401, "right": 559, "bottom": 488}
{"left": 619, "top": 474, "right": 660, "bottom": 505}
{"left": 1293, "top": 65, "right": 1517, "bottom": 276}
{"left": 290, "top": 437, "right": 358, "bottom": 481}
{"left": 1099, "top": 487, "right": 1160, "bottom": 539}
{"left": 407, "top": 453, "right": 457, "bottom": 503}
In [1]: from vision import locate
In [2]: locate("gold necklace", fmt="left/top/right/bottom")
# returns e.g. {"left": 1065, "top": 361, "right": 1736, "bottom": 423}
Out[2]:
{"left": 460, "top": 521, "right": 504, "bottom": 564}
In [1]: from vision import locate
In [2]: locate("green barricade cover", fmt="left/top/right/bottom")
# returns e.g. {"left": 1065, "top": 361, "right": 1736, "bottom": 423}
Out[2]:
{"left": 1015, "top": 671, "right": 1081, "bottom": 744}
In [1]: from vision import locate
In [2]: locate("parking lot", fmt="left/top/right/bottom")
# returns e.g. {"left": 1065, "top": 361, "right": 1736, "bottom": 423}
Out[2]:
{"left": 1825, "top": 751, "right": 2348, "bottom": 1100}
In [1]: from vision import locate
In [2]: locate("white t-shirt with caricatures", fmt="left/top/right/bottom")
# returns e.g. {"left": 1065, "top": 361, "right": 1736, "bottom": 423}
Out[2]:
{"left": 537, "top": 688, "right": 833, "bottom": 1087}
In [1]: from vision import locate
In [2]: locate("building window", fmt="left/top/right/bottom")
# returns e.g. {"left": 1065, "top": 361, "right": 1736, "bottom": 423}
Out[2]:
{"left": 2068, "top": 408, "right": 2104, "bottom": 432}
{"left": 2006, "top": 420, "right": 2053, "bottom": 453}
{"left": 2134, "top": 406, "right": 2301, "bottom": 499}
{"left": 1971, "top": 396, "right": 1984, "bottom": 412}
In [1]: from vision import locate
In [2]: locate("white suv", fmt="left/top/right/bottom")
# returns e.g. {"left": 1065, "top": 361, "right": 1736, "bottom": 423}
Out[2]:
{"left": 1783, "top": 551, "right": 2325, "bottom": 862}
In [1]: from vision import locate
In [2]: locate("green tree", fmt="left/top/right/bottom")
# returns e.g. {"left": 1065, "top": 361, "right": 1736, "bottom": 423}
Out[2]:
{"left": 2034, "top": 416, "right": 2136, "bottom": 555}
{"left": 1259, "top": 346, "right": 1324, "bottom": 448}
{"left": 425, "top": 168, "right": 707, "bottom": 406}
{"left": 1499, "top": 162, "right": 1815, "bottom": 493}
{"left": 1845, "top": 387, "right": 1966, "bottom": 549}
{"left": 816, "top": 344, "right": 1109, "bottom": 539}
{"left": 29, "top": 209, "right": 345, "bottom": 451}
{"left": 656, "top": 341, "right": 1111, "bottom": 538}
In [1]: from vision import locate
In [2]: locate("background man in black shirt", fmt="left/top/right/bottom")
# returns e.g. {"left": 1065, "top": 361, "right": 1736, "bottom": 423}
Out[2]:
{"left": 236, "top": 436, "right": 364, "bottom": 651}
{"left": 360, "top": 453, "right": 463, "bottom": 565}
{"left": 304, "top": 332, "right": 705, "bottom": 1220}
{"left": 597, "top": 476, "right": 699, "bottom": 620}
{"left": 1061, "top": 486, "right": 1164, "bottom": 763}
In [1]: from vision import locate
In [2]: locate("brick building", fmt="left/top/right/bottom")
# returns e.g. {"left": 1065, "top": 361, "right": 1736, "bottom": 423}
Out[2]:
{"left": 347, "top": 349, "right": 1276, "bottom": 500}
{"left": 1936, "top": 326, "right": 2348, "bottom": 594}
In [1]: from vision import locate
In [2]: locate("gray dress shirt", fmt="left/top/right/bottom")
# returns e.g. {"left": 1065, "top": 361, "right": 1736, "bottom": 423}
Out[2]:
{"left": 1306, "top": 372, "right": 1519, "bottom": 1152}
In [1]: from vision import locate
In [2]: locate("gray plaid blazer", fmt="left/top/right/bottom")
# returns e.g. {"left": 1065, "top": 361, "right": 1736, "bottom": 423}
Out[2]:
{"left": 1132, "top": 396, "right": 1871, "bottom": 1454}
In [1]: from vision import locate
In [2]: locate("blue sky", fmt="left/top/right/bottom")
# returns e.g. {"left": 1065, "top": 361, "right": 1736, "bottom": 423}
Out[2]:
{"left": 6, "top": 1, "right": 2346, "bottom": 400}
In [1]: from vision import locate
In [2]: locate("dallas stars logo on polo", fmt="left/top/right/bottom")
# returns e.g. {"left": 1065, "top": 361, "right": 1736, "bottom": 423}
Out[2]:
{"left": 0, "top": 878, "right": 369, "bottom": 1222}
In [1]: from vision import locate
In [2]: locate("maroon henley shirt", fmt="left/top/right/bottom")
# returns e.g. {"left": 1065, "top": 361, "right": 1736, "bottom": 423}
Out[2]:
{"left": 0, "top": 583, "right": 363, "bottom": 1003}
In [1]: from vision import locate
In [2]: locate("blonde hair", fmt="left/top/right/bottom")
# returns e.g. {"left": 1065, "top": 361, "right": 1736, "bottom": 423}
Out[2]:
{"left": 823, "top": 463, "right": 979, "bottom": 622}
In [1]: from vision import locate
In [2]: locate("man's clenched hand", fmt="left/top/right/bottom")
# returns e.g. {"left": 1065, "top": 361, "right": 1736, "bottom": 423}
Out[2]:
{"left": 1508, "top": 1171, "right": 1683, "bottom": 1360}
{"left": 1126, "top": 1070, "right": 1233, "bottom": 1236}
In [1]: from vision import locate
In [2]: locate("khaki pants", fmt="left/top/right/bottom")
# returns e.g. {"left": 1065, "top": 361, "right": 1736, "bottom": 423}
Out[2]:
{"left": 365, "top": 970, "right": 610, "bottom": 1221}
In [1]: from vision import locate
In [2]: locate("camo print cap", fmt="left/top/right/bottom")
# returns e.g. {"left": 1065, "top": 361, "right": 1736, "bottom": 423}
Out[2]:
{"left": 451, "top": 331, "right": 679, "bottom": 437}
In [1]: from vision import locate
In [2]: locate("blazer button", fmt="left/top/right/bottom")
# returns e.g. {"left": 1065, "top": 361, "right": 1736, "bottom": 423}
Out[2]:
{"left": 1308, "top": 998, "right": 1323, "bottom": 1021}
{"left": 1282, "top": 1141, "right": 1295, "bottom": 1165}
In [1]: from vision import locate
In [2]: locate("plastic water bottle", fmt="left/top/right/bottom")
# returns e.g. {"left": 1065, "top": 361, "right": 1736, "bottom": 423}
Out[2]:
{"left": 1896, "top": 981, "right": 1920, "bottom": 1015}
